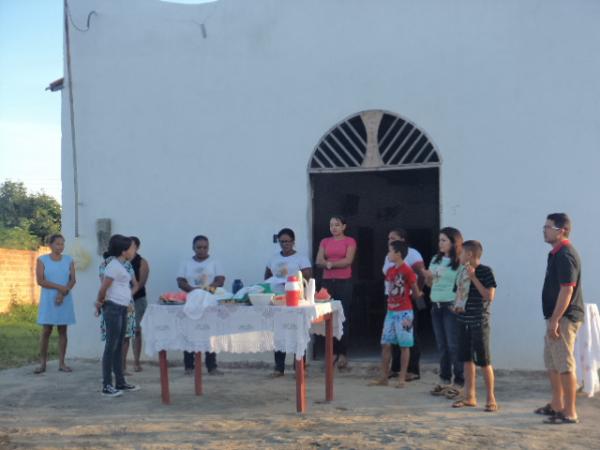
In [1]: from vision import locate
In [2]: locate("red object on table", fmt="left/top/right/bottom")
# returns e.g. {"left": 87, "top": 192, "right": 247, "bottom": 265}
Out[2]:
{"left": 285, "top": 275, "right": 302, "bottom": 307}
{"left": 156, "top": 311, "right": 336, "bottom": 413}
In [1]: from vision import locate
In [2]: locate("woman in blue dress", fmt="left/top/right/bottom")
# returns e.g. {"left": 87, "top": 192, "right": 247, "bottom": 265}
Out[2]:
{"left": 34, "top": 234, "right": 76, "bottom": 374}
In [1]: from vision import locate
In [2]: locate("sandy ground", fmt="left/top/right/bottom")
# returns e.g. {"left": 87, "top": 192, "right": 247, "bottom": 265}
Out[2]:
{"left": 0, "top": 358, "right": 599, "bottom": 449}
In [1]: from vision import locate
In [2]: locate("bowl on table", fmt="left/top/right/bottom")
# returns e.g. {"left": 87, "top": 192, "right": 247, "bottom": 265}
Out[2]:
{"left": 248, "top": 293, "right": 274, "bottom": 306}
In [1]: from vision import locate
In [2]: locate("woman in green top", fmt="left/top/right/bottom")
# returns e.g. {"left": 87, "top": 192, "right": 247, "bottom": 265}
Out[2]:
{"left": 424, "top": 227, "right": 464, "bottom": 394}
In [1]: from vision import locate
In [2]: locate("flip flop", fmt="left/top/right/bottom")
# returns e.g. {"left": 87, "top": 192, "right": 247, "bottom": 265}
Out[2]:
{"left": 133, "top": 365, "right": 143, "bottom": 372}
{"left": 452, "top": 399, "right": 477, "bottom": 408}
{"left": 543, "top": 413, "right": 579, "bottom": 424}
{"left": 58, "top": 366, "right": 72, "bottom": 372}
{"left": 33, "top": 367, "right": 46, "bottom": 375}
{"left": 485, "top": 403, "right": 499, "bottom": 412}
{"left": 534, "top": 403, "right": 557, "bottom": 416}
{"left": 395, "top": 381, "right": 406, "bottom": 389}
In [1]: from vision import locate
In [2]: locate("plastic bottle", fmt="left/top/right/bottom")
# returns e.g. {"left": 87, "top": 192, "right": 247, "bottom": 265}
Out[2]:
{"left": 232, "top": 279, "right": 244, "bottom": 294}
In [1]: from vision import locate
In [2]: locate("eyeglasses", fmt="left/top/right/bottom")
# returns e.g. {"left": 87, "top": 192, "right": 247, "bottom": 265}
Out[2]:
{"left": 542, "top": 225, "right": 561, "bottom": 231}
{"left": 279, "top": 240, "right": 293, "bottom": 244}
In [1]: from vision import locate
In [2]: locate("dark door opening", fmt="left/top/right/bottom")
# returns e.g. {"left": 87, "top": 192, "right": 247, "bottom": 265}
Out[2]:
{"left": 311, "top": 168, "right": 440, "bottom": 358}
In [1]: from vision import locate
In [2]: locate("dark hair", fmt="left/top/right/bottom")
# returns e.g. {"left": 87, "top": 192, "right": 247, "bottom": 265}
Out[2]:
{"left": 103, "top": 234, "right": 133, "bottom": 259}
{"left": 432, "top": 227, "right": 463, "bottom": 270}
{"left": 277, "top": 228, "right": 295, "bottom": 240}
{"left": 389, "top": 228, "right": 408, "bottom": 242}
{"left": 329, "top": 215, "right": 346, "bottom": 225}
{"left": 463, "top": 240, "right": 483, "bottom": 259}
{"left": 130, "top": 236, "right": 141, "bottom": 248}
{"left": 389, "top": 240, "right": 409, "bottom": 259}
{"left": 47, "top": 234, "right": 64, "bottom": 245}
{"left": 547, "top": 213, "right": 571, "bottom": 237}
{"left": 192, "top": 235, "right": 209, "bottom": 246}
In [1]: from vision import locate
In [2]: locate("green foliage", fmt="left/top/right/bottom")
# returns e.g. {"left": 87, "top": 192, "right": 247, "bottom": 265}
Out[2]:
{"left": 0, "top": 303, "right": 58, "bottom": 369}
{"left": 0, "top": 225, "right": 40, "bottom": 250}
{"left": 0, "top": 180, "right": 61, "bottom": 249}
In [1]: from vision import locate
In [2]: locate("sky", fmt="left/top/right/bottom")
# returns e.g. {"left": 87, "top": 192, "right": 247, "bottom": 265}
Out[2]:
{"left": 0, "top": 0, "right": 63, "bottom": 202}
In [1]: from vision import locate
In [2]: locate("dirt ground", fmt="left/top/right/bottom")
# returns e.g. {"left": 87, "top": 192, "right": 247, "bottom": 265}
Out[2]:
{"left": 0, "top": 359, "right": 599, "bottom": 449}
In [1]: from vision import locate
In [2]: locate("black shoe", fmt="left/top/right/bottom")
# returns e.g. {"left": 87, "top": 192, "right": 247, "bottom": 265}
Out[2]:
{"left": 208, "top": 368, "right": 224, "bottom": 376}
{"left": 101, "top": 385, "right": 122, "bottom": 397}
{"left": 116, "top": 383, "right": 140, "bottom": 392}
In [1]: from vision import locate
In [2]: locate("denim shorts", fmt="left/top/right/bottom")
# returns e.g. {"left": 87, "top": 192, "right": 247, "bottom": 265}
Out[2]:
{"left": 381, "top": 310, "right": 414, "bottom": 347}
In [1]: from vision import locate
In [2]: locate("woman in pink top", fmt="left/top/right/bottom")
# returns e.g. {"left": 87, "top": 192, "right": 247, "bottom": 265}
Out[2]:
{"left": 316, "top": 215, "right": 357, "bottom": 369}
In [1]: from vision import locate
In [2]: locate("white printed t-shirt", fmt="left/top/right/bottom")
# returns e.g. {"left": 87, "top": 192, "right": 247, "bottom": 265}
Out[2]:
{"left": 178, "top": 257, "right": 224, "bottom": 288}
{"left": 267, "top": 252, "right": 311, "bottom": 283}
{"left": 104, "top": 259, "right": 133, "bottom": 306}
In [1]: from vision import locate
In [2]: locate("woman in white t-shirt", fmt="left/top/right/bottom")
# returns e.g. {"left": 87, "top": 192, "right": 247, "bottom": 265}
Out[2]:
{"left": 264, "top": 228, "right": 312, "bottom": 377}
{"left": 176, "top": 235, "right": 225, "bottom": 376}
{"left": 94, "top": 234, "right": 140, "bottom": 397}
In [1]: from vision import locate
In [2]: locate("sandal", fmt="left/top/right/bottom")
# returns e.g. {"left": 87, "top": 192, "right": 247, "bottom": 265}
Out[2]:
{"left": 543, "top": 412, "right": 579, "bottom": 424}
{"left": 269, "top": 371, "right": 285, "bottom": 378}
{"left": 134, "top": 365, "right": 143, "bottom": 372}
{"left": 336, "top": 355, "right": 348, "bottom": 370}
{"left": 58, "top": 366, "right": 72, "bottom": 372}
{"left": 405, "top": 373, "right": 420, "bottom": 382}
{"left": 395, "top": 381, "right": 406, "bottom": 389}
{"left": 534, "top": 403, "right": 557, "bottom": 416}
{"left": 485, "top": 402, "right": 499, "bottom": 412}
{"left": 445, "top": 386, "right": 463, "bottom": 399}
{"left": 452, "top": 399, "right": 477, "bottom": 408}
{"left": 368, "top": 378, "right": 388, "bottom": 387}
{"left": 430, "top": 384, "right": 450, "bottom": 396}
{"left": 33, "top": 367, "right": 46, "bottom": 375}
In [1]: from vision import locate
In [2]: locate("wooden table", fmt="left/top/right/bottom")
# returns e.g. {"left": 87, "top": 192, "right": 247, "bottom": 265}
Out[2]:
{"left": 142, "top": 303, "right": 342, "bottom": 413}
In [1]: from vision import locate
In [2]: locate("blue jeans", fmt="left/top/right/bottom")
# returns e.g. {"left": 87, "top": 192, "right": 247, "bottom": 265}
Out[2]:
{"left": 102, "top": 301, "right": 128, "bottom": 387}
{"left": 430, "top": 302, "right": 464, "bottom": 386}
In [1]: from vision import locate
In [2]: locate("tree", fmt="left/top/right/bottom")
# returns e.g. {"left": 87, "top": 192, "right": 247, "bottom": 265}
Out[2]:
{"left": 0, "top": 181, "right": 61, "bottom": 249}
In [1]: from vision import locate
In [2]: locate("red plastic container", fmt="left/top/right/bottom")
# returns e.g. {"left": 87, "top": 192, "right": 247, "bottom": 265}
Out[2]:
{"left": 285, "top": 276, "right": 302, "bottom": 307}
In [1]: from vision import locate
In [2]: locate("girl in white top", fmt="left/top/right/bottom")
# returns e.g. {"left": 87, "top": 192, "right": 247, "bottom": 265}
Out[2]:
{"left": 95, "top": 234, "right": 139, "bottom": 397}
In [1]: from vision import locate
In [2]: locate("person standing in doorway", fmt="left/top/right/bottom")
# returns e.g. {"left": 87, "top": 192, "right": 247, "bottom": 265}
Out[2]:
{"left": 537, "top": 213, "right": 584, "bottom": 424}
{"left": 177, "top": 235, "right": 225, "bottom": 376}
{"left": 383, "top": 228, "right": 426, "bottom": 381}
{"left": 130, "top": 236, "right": 149, "bottom": 372}
{"left": 425, "top": 227, "right": 465, "bottom": 398}
{"left": 316, "top": 215, "right": 356, "bottom": 370}
{"left": 34, "top": 234, "right": 76, "bottom": 374}
{"left": 264, "top": 228, "right": 313, "bottom": 377}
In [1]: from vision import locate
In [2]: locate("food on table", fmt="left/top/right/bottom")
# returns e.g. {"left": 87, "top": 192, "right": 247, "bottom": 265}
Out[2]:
{"left": 315, "top": 287, "right": 331, "bottom": 302}
{"left": 159, "top": 291, "right": 187, "bottom": 304}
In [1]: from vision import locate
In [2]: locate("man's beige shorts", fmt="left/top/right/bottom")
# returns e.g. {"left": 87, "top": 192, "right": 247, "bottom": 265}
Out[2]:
{"left": 544, "top": 317, "right": 581, "bottom": 373}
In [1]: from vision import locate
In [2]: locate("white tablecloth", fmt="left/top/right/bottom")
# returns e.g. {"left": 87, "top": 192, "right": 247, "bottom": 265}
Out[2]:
{"left": 574, "top": 303, "right": 600, "bottom": 397}
{"left": 141, "top": 301, "right": 345, "bottom": 361}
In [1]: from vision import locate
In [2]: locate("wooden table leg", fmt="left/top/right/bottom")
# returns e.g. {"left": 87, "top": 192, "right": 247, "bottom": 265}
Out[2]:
{"left": 194, "top": 352, "right": 203, "bottom": 396}
{"left": 325, "top": 313, "right": 334, "bottom": 402}
{"left": 159, "top": 350, "right": 170, "bottom": 404}
{"left": 296, "top": 356, "right": 306, "bottom": 413}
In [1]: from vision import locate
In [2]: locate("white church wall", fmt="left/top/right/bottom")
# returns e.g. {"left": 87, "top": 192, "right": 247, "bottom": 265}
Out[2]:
{"left": 62, "top": 0, "right": 600, "bottom": 368}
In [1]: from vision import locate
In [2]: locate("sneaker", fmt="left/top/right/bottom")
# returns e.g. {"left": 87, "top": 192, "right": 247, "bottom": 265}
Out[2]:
{"left": 102, "top": 385, "right": 122, "bottom": 397}
{"left": 208, "top": 368, "right": 224, "bottom": 376}
{"left": 115, "top": 383, "right": 140, "bottom": 392}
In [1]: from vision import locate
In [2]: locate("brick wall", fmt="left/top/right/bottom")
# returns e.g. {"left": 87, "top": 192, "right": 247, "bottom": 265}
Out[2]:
{"left": 0, "top": 247, "right": 49, "bottom": 313}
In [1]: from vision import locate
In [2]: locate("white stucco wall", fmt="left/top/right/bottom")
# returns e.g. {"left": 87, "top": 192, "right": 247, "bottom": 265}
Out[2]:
{"left": 62, "top": 0, "right": 600, "bottom": 368}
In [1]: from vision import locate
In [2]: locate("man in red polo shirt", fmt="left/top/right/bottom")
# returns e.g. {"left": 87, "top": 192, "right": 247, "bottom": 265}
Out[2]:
{"left": 537, "top": 213, "right": 584, "bottom": 424}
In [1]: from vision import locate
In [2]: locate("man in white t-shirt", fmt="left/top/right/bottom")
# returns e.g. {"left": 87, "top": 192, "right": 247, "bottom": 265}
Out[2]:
{"left": 176, "top": 235, "right": 225, "bottom": 376}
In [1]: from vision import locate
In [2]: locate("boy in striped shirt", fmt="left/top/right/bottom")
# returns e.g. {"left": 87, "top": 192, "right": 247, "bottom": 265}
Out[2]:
{"left": 452, "top": 240, "right": 498, "bottom": 412}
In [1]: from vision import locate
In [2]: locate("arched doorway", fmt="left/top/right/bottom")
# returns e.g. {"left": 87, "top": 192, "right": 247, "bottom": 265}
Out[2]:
{"left": 309, "top": 110, "right": 441, "bottom": 357}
